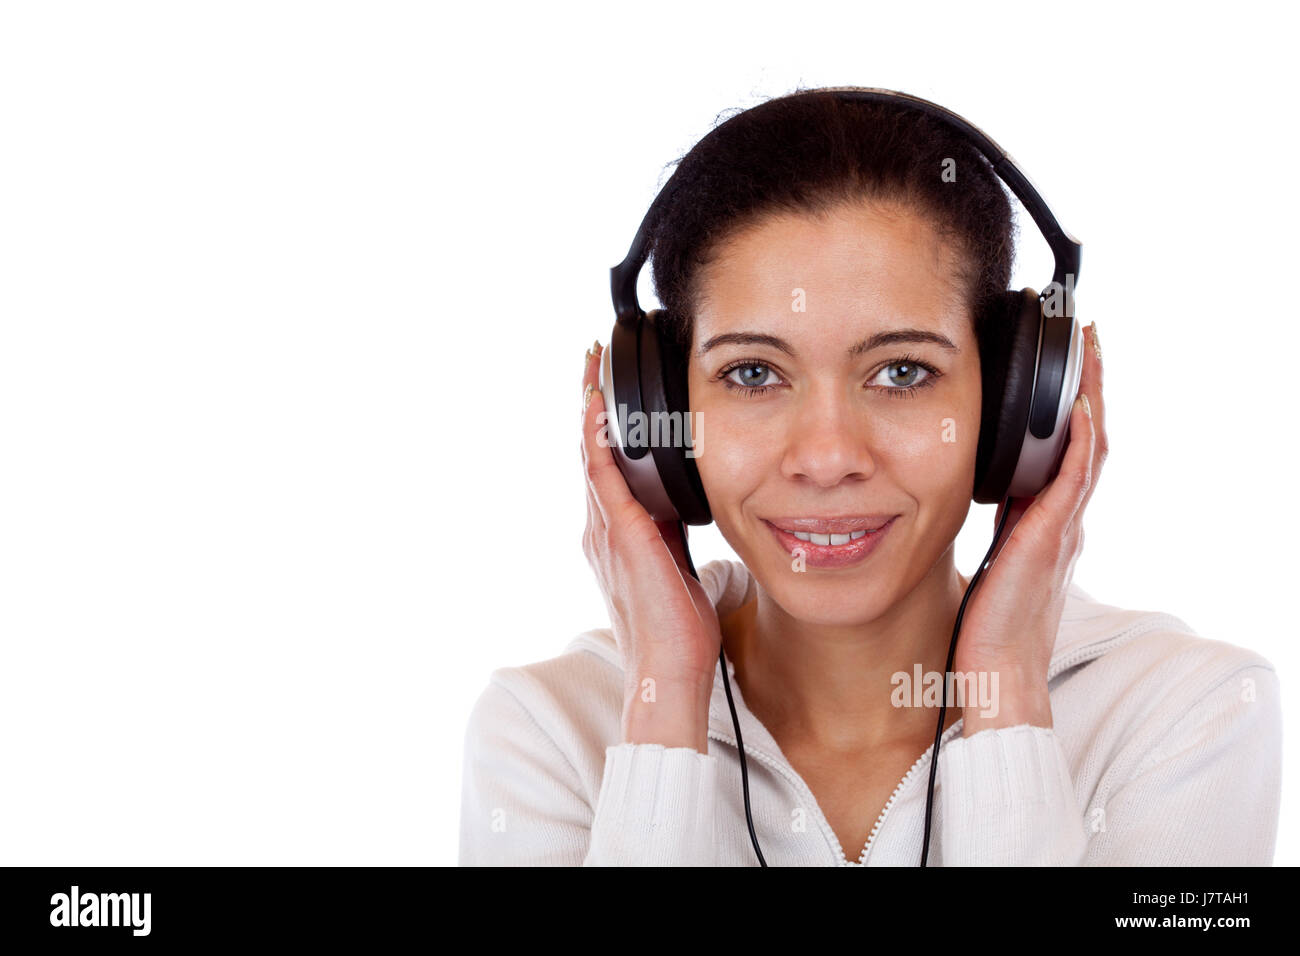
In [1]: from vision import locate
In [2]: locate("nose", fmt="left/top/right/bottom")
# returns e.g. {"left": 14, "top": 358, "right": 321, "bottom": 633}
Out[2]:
{"left": 780, "top": 386, "right": 877, "bottom": 488}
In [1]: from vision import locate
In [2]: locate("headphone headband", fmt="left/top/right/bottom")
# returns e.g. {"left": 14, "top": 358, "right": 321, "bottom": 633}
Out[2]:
{"left": 610, "top": 86, "right": 1081, "bottom": 324}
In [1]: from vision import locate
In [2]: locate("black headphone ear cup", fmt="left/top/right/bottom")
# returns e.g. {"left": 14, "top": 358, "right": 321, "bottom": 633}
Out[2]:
{"left": 974, "top": 288, "right": 1041, "bottom": 504}
{"left": 640, "top": 310, "right": 712, "bottom": 525}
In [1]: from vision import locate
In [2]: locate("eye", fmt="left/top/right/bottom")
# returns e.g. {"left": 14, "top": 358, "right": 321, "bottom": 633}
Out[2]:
{"left": 869, "top": 355, "right": 941, "bottom": 398}
{"left": 718, "top": 361, "right": 787, "bottom": 397}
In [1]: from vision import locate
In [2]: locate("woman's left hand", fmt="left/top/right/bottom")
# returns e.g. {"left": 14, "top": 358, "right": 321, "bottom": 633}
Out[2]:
{"left": 953, "top": 321, "right": 1107, "bottom": 735}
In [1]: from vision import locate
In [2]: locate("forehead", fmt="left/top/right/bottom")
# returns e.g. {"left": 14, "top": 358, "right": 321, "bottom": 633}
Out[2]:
{"left": 693, "top": 199, "right": 972, "bottom": 346}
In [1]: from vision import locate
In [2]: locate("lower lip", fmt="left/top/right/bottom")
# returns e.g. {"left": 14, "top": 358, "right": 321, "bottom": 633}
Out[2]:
{"left": 764, "top": 517, "right": 898, "bottom": 569}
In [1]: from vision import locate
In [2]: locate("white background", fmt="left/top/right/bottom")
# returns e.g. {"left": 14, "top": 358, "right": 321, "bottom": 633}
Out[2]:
{"left": 1, "top": 1, "right": 1294, "bottom": 866}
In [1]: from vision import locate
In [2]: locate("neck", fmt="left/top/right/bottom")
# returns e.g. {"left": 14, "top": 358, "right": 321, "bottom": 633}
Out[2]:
{"left": 722, "top": 550, "right": 971, "bottom": 755}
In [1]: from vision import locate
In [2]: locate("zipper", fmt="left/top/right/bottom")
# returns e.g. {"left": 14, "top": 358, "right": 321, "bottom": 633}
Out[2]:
{"left": 708, "top": 716, "right": 968, "bottom": 866}
{"left": 851, "top": 715, "right": 968, "bottom": 865}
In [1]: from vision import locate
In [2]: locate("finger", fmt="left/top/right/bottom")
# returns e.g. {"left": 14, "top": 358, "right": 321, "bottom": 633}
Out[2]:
{"left": 1087, "top": 320, "right": 1105, "bottom": 396}
{"left": 581, "top": 341, "right": 640, "bottom": 528}
{"left": 581, "top": 417, "right": 605, "bottom": 560}
{"left": 580, "top": 341, "right": 602, "bottom": 526}
{"left": 579, "top": 339, "right": 602, "bottom": 451}
{"left": 1029, "top": 321, "right": 1105, "bottom": 533}
{"left": 1038, "top": 381, "right": 1097, "bottom": 527}
{"left": 1078, "top": 322, "right": 1108, "bottom": 515}
{"left": 581, "top": 337, "right": 601, "bottom": 422}
{"left": 579, "top": 348, "right": 602, "bottom": 534}
{"left": 585, "top": 463, "right": 605, "bottom": 538}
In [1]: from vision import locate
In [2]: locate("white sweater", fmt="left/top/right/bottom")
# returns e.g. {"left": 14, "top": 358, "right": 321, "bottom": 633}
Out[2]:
{"left": 458, "top": 559, "right": 1283, "bottom": 866}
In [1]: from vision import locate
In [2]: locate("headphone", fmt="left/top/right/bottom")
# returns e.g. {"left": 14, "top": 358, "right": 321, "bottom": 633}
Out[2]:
{"left": 600, "top": 87, "right": 1084, "bottom": 866}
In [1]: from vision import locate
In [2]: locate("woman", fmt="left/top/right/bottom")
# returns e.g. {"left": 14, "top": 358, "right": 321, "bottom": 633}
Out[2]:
{"left": 458, "top": 89, "right": 1282, "bottom": 866}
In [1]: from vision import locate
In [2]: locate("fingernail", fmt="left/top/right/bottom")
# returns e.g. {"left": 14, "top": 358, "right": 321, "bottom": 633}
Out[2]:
{"left": 1076, "top": 393, "right": 1092, "bottom": 418}
{"left": 1089, "top": 321, "right": 1102, "bottom": 364}
{"left": 583, "top": 383, "right": 594, "bottom": 410}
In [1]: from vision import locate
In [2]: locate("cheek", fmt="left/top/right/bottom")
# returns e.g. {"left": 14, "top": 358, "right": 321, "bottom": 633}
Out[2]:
{"left": 693, "top": 409, "right": 772, "bottom": 503}
{"left": 870, "top": 403, "right": 979, "bottom": 488}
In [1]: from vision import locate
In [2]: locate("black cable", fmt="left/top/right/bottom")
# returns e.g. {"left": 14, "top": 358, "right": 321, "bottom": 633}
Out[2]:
{"left": 678, "top": 520, "right": 768, "bottom": 866}
{"left": 920, "top": 493, "right": 1015, "bottom": 866}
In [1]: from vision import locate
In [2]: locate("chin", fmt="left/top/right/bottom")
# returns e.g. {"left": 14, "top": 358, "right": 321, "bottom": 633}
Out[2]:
{"left": 739, "top": 543, "right": 901, "bottom": 627}
{"left": 776, "top": 575, "right": 896, "bottom": 627}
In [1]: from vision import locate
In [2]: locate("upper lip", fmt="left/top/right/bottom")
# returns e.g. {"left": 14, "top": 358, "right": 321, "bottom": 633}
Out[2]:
{"left": 764, "top": 515, "right": 897, "bottom": 534}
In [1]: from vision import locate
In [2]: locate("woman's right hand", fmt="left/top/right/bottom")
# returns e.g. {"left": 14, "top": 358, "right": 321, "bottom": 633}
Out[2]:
{"left": 580, "top": 340, "right": 721, "bottom": 752}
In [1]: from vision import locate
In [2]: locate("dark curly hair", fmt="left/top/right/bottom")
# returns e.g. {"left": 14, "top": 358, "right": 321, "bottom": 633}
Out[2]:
{"left": 642, "top": 87, "right": 1017, "bottom": 358}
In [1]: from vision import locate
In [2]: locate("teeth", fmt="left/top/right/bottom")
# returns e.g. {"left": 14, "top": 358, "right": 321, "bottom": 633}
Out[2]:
{"left": 788, "top": 529, "right": 875, "bottom": 544}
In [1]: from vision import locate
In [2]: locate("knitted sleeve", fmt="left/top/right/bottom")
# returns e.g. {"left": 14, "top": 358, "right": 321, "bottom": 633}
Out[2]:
{"left": 935, "top": 663, "right": 1282, "bottom": 865}
{"left": 582, "top": 743, "right": 719, "bottom": 866}
{"left": 936, "top": 723, "right": 1088, "bottom": 865}
{"left": 458, "top": 676, "right": 719, "bottom": 865}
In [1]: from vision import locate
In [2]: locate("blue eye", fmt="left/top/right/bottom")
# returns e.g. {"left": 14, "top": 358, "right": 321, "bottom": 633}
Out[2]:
{"left": 720, "top": 362, "right": 785, "bottom": 396}
{"left": 872, "top": 359, "right": 934, "bottom": 393}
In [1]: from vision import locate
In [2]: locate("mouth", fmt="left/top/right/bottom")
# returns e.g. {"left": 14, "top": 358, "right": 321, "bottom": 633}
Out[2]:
{"left": 762, "top": 515, "right": 899, "bottom": 569}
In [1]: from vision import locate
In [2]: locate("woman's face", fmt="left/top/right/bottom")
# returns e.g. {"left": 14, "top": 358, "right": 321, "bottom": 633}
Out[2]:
{"left": 689, "top": 197, "right": 982, "bottom": 627}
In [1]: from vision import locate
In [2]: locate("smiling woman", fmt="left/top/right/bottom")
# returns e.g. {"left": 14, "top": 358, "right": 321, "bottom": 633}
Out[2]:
{"left": 458, "top": 88, "right": 1283, "bottom": 867}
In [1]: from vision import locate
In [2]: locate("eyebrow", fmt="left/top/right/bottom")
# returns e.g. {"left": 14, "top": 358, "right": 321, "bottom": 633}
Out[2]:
{"left": 698, "top": 328, "right": 960, "bottom": 357}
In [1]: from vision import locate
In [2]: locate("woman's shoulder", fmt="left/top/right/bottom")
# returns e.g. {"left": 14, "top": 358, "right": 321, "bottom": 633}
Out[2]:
{"left": 1050, "top": 583, "right": 1281, "bottom": 778}
{"left": 1054, "top": 581, "right": 1277, "bottom": 687}
{"left": 462, "top": 625, "right": 624, "bottom": 766}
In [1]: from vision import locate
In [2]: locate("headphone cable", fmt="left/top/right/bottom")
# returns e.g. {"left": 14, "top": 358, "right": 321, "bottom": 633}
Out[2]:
{"left": 678, "top": 520, "right": 768, "bottom": 866}
{"left": 920, "top": 494, "right": 1014, "bottom": 866}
